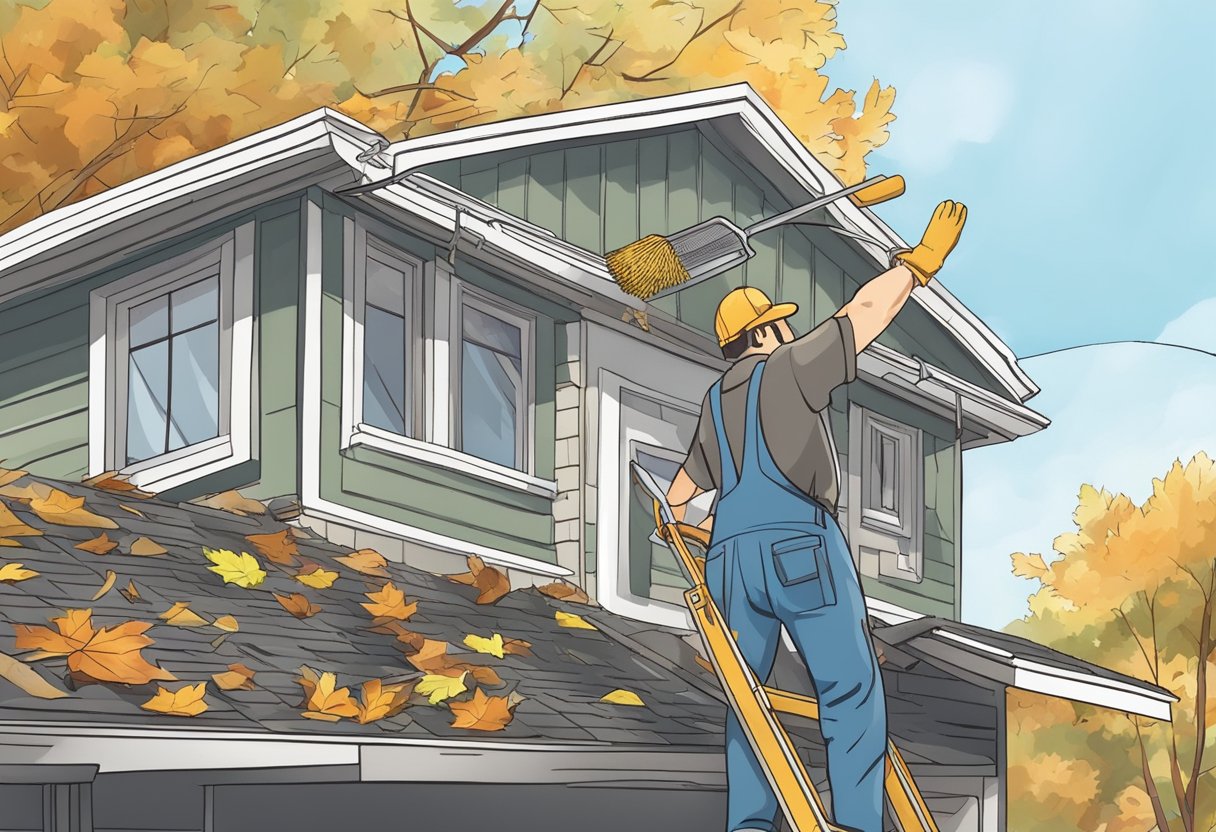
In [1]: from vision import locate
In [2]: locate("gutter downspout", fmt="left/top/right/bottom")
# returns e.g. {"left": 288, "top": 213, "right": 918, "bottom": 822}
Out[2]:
{"left": 914, "top": 358, "right": 965, "bottom": 620}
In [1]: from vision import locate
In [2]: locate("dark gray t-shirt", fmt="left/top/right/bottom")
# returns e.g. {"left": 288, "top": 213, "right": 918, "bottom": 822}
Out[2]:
{"left": 682, "top": 316, "right": 857, "bottom": 512}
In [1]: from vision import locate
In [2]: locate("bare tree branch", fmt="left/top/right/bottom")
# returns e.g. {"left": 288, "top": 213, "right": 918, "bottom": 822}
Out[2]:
{"left": 1136, "top": 716, "right": 1175, "bottom": 832}
{"left": 357, "top": 81, "right": 475, "bottom": 102}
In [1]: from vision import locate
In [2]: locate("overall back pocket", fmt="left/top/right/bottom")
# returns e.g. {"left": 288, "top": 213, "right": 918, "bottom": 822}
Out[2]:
{"left": 770, "top": 535, "right": 837, "bottom": 611}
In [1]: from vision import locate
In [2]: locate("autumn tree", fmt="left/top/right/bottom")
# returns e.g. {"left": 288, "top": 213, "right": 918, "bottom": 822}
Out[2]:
{"left": 0, "top": 0, "right": 895, "bottom": 233}
{"left": 1005, "top": 452, "right": 1216, "bottom": 832}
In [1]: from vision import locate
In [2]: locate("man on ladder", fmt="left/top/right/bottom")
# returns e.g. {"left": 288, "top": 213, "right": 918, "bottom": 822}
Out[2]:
{"left": 665, "top": 201, "right": 968, "bottom": 832}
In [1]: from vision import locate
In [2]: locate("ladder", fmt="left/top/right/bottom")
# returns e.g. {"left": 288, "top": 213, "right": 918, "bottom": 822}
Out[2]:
{"left": 630, "top": 462, "right": 938, "bottom": 832}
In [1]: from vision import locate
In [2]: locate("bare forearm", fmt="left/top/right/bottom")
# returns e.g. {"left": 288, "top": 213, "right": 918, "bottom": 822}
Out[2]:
{"left": 834, "top": 263, "right": 917, "bottom": 354}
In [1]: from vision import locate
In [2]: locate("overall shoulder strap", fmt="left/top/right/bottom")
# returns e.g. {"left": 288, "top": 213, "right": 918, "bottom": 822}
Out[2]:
{"left": 740, "top": 360, "right": 767, "bottom": 471}
{"left": 707, "top": 378, "right": 738, "bottom": 495}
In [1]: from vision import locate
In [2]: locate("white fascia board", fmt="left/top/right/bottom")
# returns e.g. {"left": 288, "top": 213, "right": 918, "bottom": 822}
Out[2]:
{"left": 0, "top": 109, "right": 383, "bottom": 303}
{"left": 864, "top": 596, "right": 924, "bottom": 625}
{"left": 378, "top": 83, "right": 1036, "bottom": 404}
{"left": 908, "top": 632, "right": 1175, "bottom": 721}
{"left": 0, "top": 723, "right": 723, "bottom": 784}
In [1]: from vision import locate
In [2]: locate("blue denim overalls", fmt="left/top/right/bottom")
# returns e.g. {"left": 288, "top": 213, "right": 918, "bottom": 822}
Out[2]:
{"left": 705, "top": 360, "right": 887, "bottom": 832}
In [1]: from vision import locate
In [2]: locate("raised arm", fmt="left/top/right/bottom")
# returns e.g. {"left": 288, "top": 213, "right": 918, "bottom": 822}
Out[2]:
{"left": 834, "top": 200, "right": 967, "bottom": 354}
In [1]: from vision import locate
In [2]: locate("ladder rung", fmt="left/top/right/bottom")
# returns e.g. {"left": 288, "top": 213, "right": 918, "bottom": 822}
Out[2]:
{"left": 763, "top": 686, "right": 820, "bottom": 721}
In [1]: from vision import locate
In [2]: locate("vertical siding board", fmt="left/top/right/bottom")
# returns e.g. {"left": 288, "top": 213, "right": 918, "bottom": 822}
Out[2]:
{"left": 496, "top": 157, "right": 529, "bottom": 219}
{"left": 637, "top": 135, "right": 668, "bottom": 237}
{"left": 428, "top": 160, "right": 461, "bottom": 187}
{"left": 258, "top": 212, "right": 301, "bottom": 415}
{"left": 563, "top": 146, "right": 602, "bottom": 253}
{"left": 460, "top": 167, "right": 498, "bottom": 205}
{"left": 666, "top": 130, "right": 700, "bottom": 232}
{"left": 526, "top": 149, "right": 565, "bottom": 236}
{"left": 603, "top": 139, "right": 640, "bottom": 252}
{"left": 676, "top": 139, "right": 734, "bottom": 334}
{"left": 781, "top": 229, "right": 815, "bottom": 336}
{"left": 813, "top": 248, "right": 845, "bottom": 325}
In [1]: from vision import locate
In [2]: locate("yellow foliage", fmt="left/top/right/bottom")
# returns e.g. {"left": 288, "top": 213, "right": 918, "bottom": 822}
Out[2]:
{"left": 203, "top": 548, "right": 267, "bottom": 588}
{"left": 463, "top": 633, "right": 506, "bottom": 659}
{"left": 555, "top": 611, "right": 597, "bottom": 630}
{"left": 601, "top": 689, "right": 645, "bottom": 707}
{"left": 416, "top": 671, "right": 469, "bottom": 705}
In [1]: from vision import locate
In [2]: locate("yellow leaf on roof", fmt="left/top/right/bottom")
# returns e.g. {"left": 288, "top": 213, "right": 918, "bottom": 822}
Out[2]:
{"left": 118, "top": 504, "right": 145, "bottom": 518}
{"left": 463, "top": 633, "right": 505, "bottom": 659}
{"left": 416, "top": 671, "right": 468, "bottom": 705}
{"left": 142, "top": 683, "right": 208, "bottom": 717}
{"left": 0, "top": 563, "right": 39, "bottom": 583}
{"left": 213, "top": 615, "right": 239, "bottom": 633}
{"left": 294, "top": 567, "right": 338, "bottom": 589}
{"left": 29, "top": 487, "right": 117, "bottom": 529}
{"left": 0, "top": 501, "right": 41, "bottom": 539}
{"left": 159, "top": 602, "right": 209, "bottom": 628}
{"left": 203, "top": 548, "right": 266, "bottom": 588}
{"left": 129, "top": 536, "right": 167, "bottom": 557}
{"left": 91, "top": 570, "right": 117, "bottom": 601}
{"left": 75, "top": 532, "right": 117, "bottom": 555}
{"left": 555, "top": 611, "right": 597, "bottom": 630}
{"left": 600, "top": 689, "right": 645, "bottom": 707}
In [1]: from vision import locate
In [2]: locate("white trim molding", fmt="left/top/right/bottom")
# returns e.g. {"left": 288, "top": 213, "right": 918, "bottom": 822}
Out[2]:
{"left": 87, "top": 222, "right": 255, "bottom": 492}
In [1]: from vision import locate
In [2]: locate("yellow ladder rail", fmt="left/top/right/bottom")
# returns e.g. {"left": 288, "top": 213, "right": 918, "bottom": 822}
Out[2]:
{"left": 651, "top": 505, "right": 940, "bottom": 832}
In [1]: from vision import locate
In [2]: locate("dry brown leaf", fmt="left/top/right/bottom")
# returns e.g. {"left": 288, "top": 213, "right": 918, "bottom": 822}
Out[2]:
{"left": 275, "top": 592, "right": 322, "bottom": 619}
{"left": 128, "top": 537, "right": 167, "bottom": 557}
{"left": 537, "top": 581, "right": 591, "bottom": 605}
{"left": 0, "top": 501, "right": 42, "bottom": 539}
{"left": 119, "top": 580, "right": 146, "bottom": 605}
{"left": 29, "top": 487, "right": 118, "bottom": 529}
{"left": 91, "top": 570, "right": 117, "bottom": 601}
{"left": 449, "top": 688, "right": 515, "bottom": 731}
{"left": 361, "top": 582, "right": 418, "bottom": 621}
{"left": 464, "top": 665, "right": 504, "bottom": 688}
{"left": 75, "top": 532, "right": 118, "bottom": 555}
{"left": 82, "top": 471, "right": 154, "bottom": 499}
{"left": 296, "top": 666, "right": 359, "bottom": 721}
{"left": 212, "top": 663, "right": 256, "bottom": 691}
{"left": 244, "top": 529, "right": 299, "bottom": 565}
{"left": 142, "top": 682, "right": 208, "bottom": 716}
{"left": 405, "top": 639, "right": 503, "bottom": 687}
{"left": 503, "top": 638, "right": 533, "bottom": 657}
{"left": 159, "top": 602, "right": 209, "bottom": 628}
{"left": 12, "top": 608, "right": 175, "bottom": 684}
{"left": 194, "top": 490, "right": 267, "bottom": 517}
{"left": 356, "top": 678, "right": 413, "bottom": 724}
{"left": 448, "top": 556, "right": 511, "bottom": 605}
{"left": 374, "top": 620, "right": 425, "bottom": 651}
{"left": 0, "top": 650, "right": 69, "bottom": 699}
{"left": 0, "top": 562, "right": 39, "bottom": 583}
{"left": 334, "top": 548, "right": 390, "bottom": 578}
{"left": 213, "top": 615, "right": 239, "bottom": 633}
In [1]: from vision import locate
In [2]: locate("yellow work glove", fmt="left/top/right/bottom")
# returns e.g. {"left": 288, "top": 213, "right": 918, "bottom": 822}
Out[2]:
{"left": 896, "top": 200, "right": 968, "bottom": 287}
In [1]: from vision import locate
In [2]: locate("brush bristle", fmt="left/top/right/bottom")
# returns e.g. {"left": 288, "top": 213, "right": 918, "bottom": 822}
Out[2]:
{"left": 605, "top": 235, "right": 692, "bottom": 299}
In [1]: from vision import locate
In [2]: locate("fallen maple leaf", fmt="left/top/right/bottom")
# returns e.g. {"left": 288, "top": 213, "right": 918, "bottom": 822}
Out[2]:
{"left": 204, "top": 548, "right": 266, "bottom": 588}
{"left": 294, "top": 566, "right": 338, "bottom": 589}
{"left": 406, "top": 639, "right": 503, "bottom": 687}
{"left": 142, "top": 682, "right": 208, "bottom": 716}
{"left": 375, "top": 620, "right": 425, "bottom": 650}
{"left": 361, "top": 582, "right": 417, "bottom": 621}
{"left": 503, "top": 638, "right": 533, "bottom": 657}
{"left": 128, "top": 536, "right": 167, "bottom": 557}
{"left": 0, "top": 501, "right": 42, "bottom": 539}
{"left": 244, "top": 529, "right": 299, "bottom": 565}
{"left": 449, "top": 688, "right": 515, "bottom": 731}
{"left": 555, "top": 611, "right": 597, "bottom": 631}
{"left": 91, "top": 570, "right": 117, "bottom": 601}
{"left": 82, "top": 471, "right": 154, "bottom": 499}
{"left": 194, "top": 490, "right": 267, "bottom": 517}
{"left": 29, "top": 487, "right": 117, "bottom": 529}
{"left": 119, "top": 580, "right": 146, "bottom": 604}
{"left": 12, "top": 609, "right": 174, "bottom": 684}
{"left": 334, "top": 548, "right": 390, "bottom": 577}
{"left": 416, "top": 671, "right": 468, "bottom": 704}
{"left": 601, "top": 689, "right": 646, "bottom": 707}
{"left": 213, "top": 615, "right": 239, "bottom": 633}
{"left": 537, "top": 581, "right": 591, "bottom": 605}
{"left": 275, "top": 592, "right": 322, "bottom": 618}
{"left": 75, "top": 532, "right": 117, "bottom": 555}
{"left": 212, "top": 663, "right": 256, "bottom": 691}
{"left": 448, "top": 555, "right": 511, "bottom": 605}
{"left": 159, "top": 602, "right": 209, "bottom": 628}
{"left": 463, "top": 633, "right": 505, "bottom": 659}
{"left": 0, "top": 650, "right": 69, "bottom": 699}
{"left": 356, "top": 678, "right": 414, "bottom": 724}
{"left": 297, "top": 666, "right": 359, "bottom": 721}
{"left": 0, "top": 538, "right": 20, "bottom": 546}
{"left": 0, "top": 562, "right": 39, "bottom": 583}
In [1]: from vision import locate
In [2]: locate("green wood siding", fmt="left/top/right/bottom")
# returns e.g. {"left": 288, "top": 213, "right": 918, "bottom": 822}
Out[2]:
{"left": 315, "top": 198, "right": 568, "bottom": 564}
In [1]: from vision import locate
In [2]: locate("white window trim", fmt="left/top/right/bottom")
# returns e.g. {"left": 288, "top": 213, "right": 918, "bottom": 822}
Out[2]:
{"left": 851, "top": 405, "right": 923, "bottom": 582}
{"left": 339, "top": 217, "right": 553, "bottom": 498}
{"left": 88, "top": 222, "right": 255, "bottom": 493}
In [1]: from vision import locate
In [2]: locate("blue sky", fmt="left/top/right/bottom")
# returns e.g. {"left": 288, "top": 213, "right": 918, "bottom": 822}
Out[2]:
{"left": 826, "top": 1, "right": 1216, "bottom": 357}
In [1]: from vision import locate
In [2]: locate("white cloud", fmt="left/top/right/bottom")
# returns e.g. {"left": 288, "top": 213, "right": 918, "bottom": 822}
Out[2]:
{"left": 1157, "top": 296, "right": 1216, "bottom": 354}
{"left": 882, "top": 60, "right": 1015, "bottom": 174}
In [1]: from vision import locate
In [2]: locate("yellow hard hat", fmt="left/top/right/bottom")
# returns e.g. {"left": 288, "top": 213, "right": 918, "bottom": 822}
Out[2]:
{"left": 714, "top": 287, "right": 798, "bottom": 347}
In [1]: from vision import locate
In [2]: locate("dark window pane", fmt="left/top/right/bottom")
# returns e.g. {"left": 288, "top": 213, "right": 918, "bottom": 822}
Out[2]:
{"left": 129, "top": 295, "right": 168, "bottom": 348}
{"left": 127, "top": 341, "right": 169, "bottom": 463}
{"left": 167, "top": 322, "right": 220, "bottom": 451}
{"left": 879, "top": 434, "right": 898, "bottom": 512}
{"left": 363, "top": 305, "right": 407, "bottom": 435}
{"left": 171, "top": 276, "right": 219, "bottom": 333}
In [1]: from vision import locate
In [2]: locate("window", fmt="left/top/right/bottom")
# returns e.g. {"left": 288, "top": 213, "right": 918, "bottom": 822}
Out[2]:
{"left": 851, "top": 405, "right": 923, "bottom": 581}
{"left": 340, "top": 217, "right": 550, "bottom": 497}
{"left": 89, "top": 223, "right": 254, "bottom": 492}
{"left": 455, "top": 293, "right": 531, "bottom": 472}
